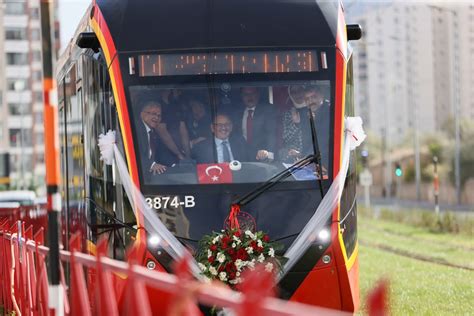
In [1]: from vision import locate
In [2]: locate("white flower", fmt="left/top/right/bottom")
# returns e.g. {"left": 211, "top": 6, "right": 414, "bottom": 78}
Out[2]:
{"left": 208, "top": 249, "right": 213, "bottom": 258}
{"left": 230, "top": 277, "right": 242, "bottom": 285}
{"left": 236, "top": 272, "right": 240, "bottom": 277}
{"left": 219, "top": 272, "right": 227, "bottom": 281}
{"left": 258, "top": 254, "right": 265, "bottom": 263}
{"left": 217, "top": 252, "right": 226, "bottom": 263}
{"left": 232, "top": 242, "right": 236, "bottom": 248}
{"left": 235, "top": 259, "right": 243, "bottom": 270}
{"left": 209, "top": 266, "right": 218, "bottom": 276}
{"left": 245, "top": 230, "right": 256, "bottom": 240}
{"left": 257, "top": 240, "right": 263, "bottom": 248}
{"left": 212, "top": 236, "right": 220, "bottom": 244}
{"left": 265, "top": 262, "right": 274, "bottom": 272}
{"left": 246, "top": 247, "right": 253, "bottom": 255}
{"left": 247, "top": 260, "right": 255, "bottom": 269}
{"left": 268, "top": 248, "right": 275, "bottom": 257}
{"left": 233, "top": 235, "right": 241, "bottom": 244}
{"left": 198, "top": 263, "right": 207, "bottom": 272}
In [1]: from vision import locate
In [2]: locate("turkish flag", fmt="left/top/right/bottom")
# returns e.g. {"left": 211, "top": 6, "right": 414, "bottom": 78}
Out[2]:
{"left": 197, "top": 163, "right": 233, "bottom": 184}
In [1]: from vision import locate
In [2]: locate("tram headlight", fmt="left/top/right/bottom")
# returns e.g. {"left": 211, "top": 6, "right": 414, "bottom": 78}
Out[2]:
{"left": 148, "top": 235, "right": 161, "bottom": 247}
{"left": 318, "top": 229, "right": 330, "bottom": 242}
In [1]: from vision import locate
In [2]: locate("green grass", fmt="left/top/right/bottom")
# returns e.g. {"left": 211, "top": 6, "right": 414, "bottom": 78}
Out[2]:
{"left": 358, "top": 214, "right": 474, "bottom": 315}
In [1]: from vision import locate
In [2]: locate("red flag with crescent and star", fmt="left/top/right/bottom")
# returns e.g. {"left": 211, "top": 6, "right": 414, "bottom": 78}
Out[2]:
{"left": 197, "top": 163, "right": 233, "bottom": 184}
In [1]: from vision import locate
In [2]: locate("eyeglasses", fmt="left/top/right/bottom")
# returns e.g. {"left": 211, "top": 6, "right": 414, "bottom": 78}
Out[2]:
{"left": 213, "top": 123, "right": 232, "bottom": 129}
{"left": 144, "top": 111, "right": 161, "bottom": 118}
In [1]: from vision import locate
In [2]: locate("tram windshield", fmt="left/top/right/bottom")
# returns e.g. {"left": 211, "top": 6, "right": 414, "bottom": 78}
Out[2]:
{"left": 127, "top": 51, "right": 333, "bottom": 186}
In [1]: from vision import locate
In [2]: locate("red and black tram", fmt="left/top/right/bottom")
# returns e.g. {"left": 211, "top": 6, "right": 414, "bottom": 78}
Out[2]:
{"left": 57, "top": 0, "right": 362, "bottom": 312}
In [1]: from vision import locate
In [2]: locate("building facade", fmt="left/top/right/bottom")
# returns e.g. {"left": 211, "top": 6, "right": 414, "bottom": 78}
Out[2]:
{"left": 349, "top": 2, "right": 474, "bottom": 142}
{"left": 1, "top": 0, "right": 59, "bottom": 193}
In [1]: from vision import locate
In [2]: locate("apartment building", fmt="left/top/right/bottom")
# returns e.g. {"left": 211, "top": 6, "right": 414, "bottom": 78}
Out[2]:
{"left": 349, "top": 2, "right": 474, "bottom": 142}
{"left": 1, "top": 0, "right": 59, "bottom": 193}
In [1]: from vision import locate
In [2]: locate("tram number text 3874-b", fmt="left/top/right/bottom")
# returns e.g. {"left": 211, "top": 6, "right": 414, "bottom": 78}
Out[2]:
{"left": 145, "top": 196, "right": 196, "bottom": 210}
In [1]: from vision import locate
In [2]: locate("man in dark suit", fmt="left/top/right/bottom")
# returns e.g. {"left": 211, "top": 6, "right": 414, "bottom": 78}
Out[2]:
{"left": 137, "top": 102, "right": 177, "bottom": 177}
{"left": 237, "top": 87, "right": 277, "bottom": 161}
{"left": 191, "top": 113, "right": 248, "bottom": 164}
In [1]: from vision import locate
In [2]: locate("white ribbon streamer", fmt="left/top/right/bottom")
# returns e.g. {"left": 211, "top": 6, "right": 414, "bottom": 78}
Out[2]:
{"left": 98, "top": 130, "right": 202, "bottom": 278}
{"left": 279, "top": 116, "right": 366, "bottom": 279}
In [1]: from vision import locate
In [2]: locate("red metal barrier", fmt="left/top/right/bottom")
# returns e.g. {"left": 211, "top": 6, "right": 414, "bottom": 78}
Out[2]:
{"left": 0, "top": 220, "right": 387, "bottom": 315}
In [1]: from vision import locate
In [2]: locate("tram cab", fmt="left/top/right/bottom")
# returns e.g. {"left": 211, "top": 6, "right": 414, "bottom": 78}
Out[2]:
{"left": 57, "top": 0, "right": 361, "bottom": 312}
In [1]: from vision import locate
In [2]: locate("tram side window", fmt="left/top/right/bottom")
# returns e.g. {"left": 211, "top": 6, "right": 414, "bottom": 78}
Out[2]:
{"left": 340, "top": 55, "right": 357, "bottom": 259}
{"left": 84, "top": 55, "right": 136, "bottom": 259}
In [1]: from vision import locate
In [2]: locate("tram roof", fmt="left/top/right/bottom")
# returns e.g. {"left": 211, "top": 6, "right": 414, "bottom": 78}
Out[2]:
{"left": 96, "top": 0, "right": 339, "bottom": 52}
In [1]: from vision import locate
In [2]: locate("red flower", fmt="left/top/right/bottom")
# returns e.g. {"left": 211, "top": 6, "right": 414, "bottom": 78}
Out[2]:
{"left": 210, "top": 244, "right": 217, "bottom": 252}
{"left": 263, "top": 235, "right": 270, "bottom": 242}
{"left": 250, "top": 241, "right": 258, "bottom": 249}
{"left": 256, "top": 246, "right": 264, "bottom": 253}
{"left": 234, "top": 231, "right": 241, "bottom": 238}
{"left": 222, "top": 236, "right": 231, "bottom": 244}
{"left": 227, "top": 248, "right": 235, "bottom": 256}
{"left": 218, "top": 265, "right": 225, "bottom": 272}
{"left": 225, "top": 263, "right": 234, "bottom": 273}
{"left": 229, "top": 272, "right": 236, "bottom": 280}
{"left": 237, "top": 248, "right": 248, "bottom": 261}
{"left": 208, "top": 256, "right": 215, "bottom": 263}
{"left": 222, "top": 242, "right": 228, "bottom": 249}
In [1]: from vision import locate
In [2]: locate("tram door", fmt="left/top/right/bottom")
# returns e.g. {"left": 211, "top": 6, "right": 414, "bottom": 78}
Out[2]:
{"left": 59, "top": 63, "right": 86, "bottom": 250}
{"left": 82, "top": 53, "right": 136, "bottom": 259}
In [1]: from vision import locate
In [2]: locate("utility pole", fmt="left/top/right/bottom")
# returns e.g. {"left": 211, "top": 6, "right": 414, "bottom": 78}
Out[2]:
{"left": 433, "top": 156, "right": 440, "bottom": 214}
{"left": 40, "top": 1, "right": 63, "bottom": 315}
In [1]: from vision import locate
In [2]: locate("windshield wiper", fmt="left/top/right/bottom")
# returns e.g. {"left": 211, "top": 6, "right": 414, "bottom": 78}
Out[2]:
{"left": 232, "top": 154, "right": 318, "bottom": 207}
{"left": 308, "top": 107, "right": 325, "bottom": 199}
{"left": 231, "top": 107, "right": 326, "bottom": 210}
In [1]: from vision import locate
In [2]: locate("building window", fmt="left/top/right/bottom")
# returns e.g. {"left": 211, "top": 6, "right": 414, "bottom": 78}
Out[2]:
{"left": 33, "top": 71, "right": 42, "bottom": 81}
{"left": 31, "top": 29, "right": 41, "bottom": 41}
{"left": 10, "top": 129, "right": 32, "bottom": 147}
{"left": 33, "top": 51, "right": 42, "bottom": 62}
{"left": 6, "top": 53, "right": 28, "bottom": 66}
{"left": 5, "top": 2, "right": 25, "bottom": 15}
{"left": 6, "top": 79, "right": 29, "bottom": 91}
{"left": 8, "top": 103, "right": 29, "bottom": 116}
{"left": 30, "top": 7, "right": 40, "bottom": 19}
{"left": 34, "top": 92, "right": 43, "bottom": 103}
{"left": 5, "top": 27, "right": 27, "bottom": 40}
{"left": 34, "top": 112, "right": 43, "bottom": 124}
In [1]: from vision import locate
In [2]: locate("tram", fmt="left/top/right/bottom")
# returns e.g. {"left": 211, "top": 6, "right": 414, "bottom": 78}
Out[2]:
{"left": 57, "top": 0, "right": 362, "bottom": 312}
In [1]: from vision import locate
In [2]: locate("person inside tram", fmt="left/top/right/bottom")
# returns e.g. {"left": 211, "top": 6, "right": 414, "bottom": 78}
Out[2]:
{"left": 191, "top": 113, "right": 249, "bottom": 164}
{"left": 304, "top": 85, "right": 330, "bottom": 166}
{"left": 280, "top": 84, "right": 311, "bottom": 163}
{"left": 236, "top": 87, "right": 277, "bottom": 162}
{"left": 137, "top": 101, "right": 178, "bottom": 176}
{"left": 184, "top": 96, "right": 212, "bottom": 148}
{"left": 157, "top": 89, "right": 191, "bottom": 160}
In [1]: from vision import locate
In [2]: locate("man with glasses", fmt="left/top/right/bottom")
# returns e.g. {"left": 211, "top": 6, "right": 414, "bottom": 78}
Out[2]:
{"left": 138, "top": 101, "right": 177, "bottom": 177}
{"left": 191, "top": 113, "right": 248, "bottom": 164}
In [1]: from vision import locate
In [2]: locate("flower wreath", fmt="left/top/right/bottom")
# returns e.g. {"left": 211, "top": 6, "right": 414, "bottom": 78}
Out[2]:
{"left": 196, "top": 228, "right": 284, "bottom": 287}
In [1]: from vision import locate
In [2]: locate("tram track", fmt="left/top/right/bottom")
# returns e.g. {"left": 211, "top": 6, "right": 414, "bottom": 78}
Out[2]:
{"left": 359, "top": 239, "right": 474, "bottom": 271}
{"left": 359, "top": 222, "right": 474, "bottom": 252}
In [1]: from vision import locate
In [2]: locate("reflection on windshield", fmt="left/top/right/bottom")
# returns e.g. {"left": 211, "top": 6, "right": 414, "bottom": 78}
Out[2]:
{"left": 129, "top": 80, "right": 331, "bottom": 185}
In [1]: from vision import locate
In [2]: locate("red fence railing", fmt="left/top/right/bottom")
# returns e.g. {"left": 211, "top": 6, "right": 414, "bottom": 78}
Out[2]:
{"left": 0, "top": 218, "right": 387, "bottom": 315}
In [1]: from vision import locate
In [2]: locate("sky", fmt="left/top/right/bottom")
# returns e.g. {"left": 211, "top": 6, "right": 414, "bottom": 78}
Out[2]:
{"left": 58, "top": 0, "right": 90, "bottom": 52}
{"left": 58, "top": 0, "right": 472, "bottom": 52}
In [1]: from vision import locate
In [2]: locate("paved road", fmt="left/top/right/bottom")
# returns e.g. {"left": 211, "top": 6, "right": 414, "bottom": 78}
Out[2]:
{"left": 358, "top": 196, "right": 473, "bottom": 213}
